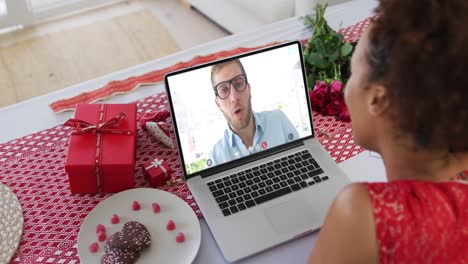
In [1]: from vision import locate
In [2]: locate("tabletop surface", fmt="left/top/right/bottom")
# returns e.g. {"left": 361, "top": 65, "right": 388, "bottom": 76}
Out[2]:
{"left": 0, "top": 1, "right": 386, "bottom": 263}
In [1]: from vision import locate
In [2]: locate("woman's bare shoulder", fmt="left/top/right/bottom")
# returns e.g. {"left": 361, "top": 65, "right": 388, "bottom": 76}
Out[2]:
{"left": 308, "top": 183, "right": 379, "bottom": 264}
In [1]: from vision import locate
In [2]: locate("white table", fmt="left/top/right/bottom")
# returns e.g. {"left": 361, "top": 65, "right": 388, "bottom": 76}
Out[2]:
{"left": 0, "top": 0, "right": 385, "bottom": 262}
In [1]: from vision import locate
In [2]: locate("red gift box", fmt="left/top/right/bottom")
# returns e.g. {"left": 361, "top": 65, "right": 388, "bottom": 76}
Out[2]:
{"left": 64, "top": 104, "right": 137, "bottom": 193}
{"left": 143, "top": 158, "right": 172, "bottom": 188}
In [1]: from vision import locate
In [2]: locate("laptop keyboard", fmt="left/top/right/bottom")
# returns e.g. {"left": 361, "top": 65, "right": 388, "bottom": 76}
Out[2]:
{"left": 207, "top": 150, "right": 329, "bottom": 216}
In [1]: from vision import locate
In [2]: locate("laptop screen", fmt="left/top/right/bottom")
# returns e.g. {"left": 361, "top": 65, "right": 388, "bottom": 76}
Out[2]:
{"left": 165, "top": 41, "right": 314, "bottom": 177}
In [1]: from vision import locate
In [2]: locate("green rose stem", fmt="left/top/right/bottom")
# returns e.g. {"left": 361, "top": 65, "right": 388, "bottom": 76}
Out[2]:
{"left": 301, "top": 3, "right": 356, "bottom": 88}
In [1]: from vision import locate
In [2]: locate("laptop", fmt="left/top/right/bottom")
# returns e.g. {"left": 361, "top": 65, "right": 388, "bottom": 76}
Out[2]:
{"left": 164, "top": 41, "right": 350, "bottom": 262}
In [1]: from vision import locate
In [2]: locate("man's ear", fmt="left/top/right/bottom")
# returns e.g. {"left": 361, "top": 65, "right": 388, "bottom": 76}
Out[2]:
{"left": 215, "top": 98, "right": 221, "bottom": 110}
{"left": 367, "top": 84, "right": 390, "bottom": 116}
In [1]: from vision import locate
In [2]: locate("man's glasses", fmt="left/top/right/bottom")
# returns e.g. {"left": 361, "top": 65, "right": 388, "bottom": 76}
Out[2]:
{"left": 213, "top": 74, "right": 248, "bottom": 100}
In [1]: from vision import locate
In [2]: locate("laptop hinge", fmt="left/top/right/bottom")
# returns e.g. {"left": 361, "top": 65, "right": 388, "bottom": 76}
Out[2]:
{"left": 199, "top": 140, "right": 305, "bottom": 178}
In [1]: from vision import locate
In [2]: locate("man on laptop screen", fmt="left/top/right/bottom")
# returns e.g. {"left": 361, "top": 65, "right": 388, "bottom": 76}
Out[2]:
{"left": 164, "top": 42, "right": 349, "bottom": 262}
{"left": 209, "top": 58, "right": 299, "bottom": 166}
{"left": 167, "top": 44, "right": 313, "bottom": 174}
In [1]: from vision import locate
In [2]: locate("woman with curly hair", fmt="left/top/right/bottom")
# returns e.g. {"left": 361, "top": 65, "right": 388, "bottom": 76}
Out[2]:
{"left": 308, "top": 0, "right": 468, "bottom": 263}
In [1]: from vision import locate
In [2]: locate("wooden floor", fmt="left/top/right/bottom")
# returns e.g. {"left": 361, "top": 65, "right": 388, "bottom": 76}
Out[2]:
{"left": 0, "top": 0, "right": 228, "bottom": 108}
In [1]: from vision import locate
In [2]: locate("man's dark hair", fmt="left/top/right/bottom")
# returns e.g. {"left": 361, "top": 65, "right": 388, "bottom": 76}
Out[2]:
{"left": 210, "top": 59, "right": 247, "bottom": 87}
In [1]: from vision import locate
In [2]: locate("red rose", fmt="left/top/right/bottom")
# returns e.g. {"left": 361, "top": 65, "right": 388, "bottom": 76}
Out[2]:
{"left": 309, "top": 90, "right": 321, "bottom": 112}
{"left": 337, "top": 107, "right": 351, "bottom": 122}
{"left": 330, "top": 80, "right": 343, "bottom": 93}
{"left": 325, "top": 99, "right": 345, "bottom": 116}
{"left": 309, "top": 81, "right": 330, "bottom": 112}
{"left": 315, "top": 80, "right": 329, "bottom": 91}
{"left": 329, "top": 80, "right": 344, "bottom": 102}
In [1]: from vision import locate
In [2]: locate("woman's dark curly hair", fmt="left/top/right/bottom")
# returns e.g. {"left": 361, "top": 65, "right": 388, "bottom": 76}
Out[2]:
{"left": 367, "top": 0, "right": 468, "bottom": 152}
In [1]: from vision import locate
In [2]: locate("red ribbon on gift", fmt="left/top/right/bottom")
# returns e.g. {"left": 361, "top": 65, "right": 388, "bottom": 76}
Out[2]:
{"left": 64, "top": 111, "right": 132, "bottom": 135}
{"left": 145, "top": 158, "right": 169, "bottom": 177}
{"left": 64, "top": 104, "right": 133, "bottom": 192}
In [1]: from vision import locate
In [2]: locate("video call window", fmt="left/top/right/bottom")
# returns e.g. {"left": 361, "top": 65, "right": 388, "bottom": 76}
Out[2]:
{"left": 167, "top": 45, "right": 312, "bottom": 175}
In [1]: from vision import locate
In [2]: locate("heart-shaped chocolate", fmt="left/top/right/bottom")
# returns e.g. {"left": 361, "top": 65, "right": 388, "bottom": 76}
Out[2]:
{"left": 109, "top": 221, "right": 152, "bottom": 252}
{"left": 101, "top": 242, "right": 140, "bottom": 264}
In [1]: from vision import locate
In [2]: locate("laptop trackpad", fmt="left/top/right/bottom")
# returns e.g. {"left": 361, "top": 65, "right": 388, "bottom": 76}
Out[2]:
{"left": 264, "top": 198, "right": 317, "bottom": 236}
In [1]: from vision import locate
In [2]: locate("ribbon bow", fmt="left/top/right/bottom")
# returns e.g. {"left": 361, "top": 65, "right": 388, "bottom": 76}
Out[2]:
{"left": 64, "top": 112, "right": 131, "bottom": 135}
{"left": 149, "top": 159, "right": 163, "bottom": 168}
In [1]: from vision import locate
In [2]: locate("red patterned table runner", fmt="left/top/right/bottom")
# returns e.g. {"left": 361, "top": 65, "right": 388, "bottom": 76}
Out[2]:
{"left": 0, "top": 17, "right": 371, "bottom": 264}
{"left": 1, "top": 92, "right": 362, "bottom": 263}
{"left": 49, "top": 17, "right": 371, "bottom": 113}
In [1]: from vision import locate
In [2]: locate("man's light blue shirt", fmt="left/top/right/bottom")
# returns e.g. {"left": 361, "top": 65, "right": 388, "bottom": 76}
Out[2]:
{"left": 208, "top": 110, "right": 299, "bottom": 166}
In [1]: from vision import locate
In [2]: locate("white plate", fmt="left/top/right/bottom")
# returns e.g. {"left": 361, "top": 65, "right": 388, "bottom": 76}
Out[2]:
{"left": 77, "top": 188, "right": 201, "bottom": 264}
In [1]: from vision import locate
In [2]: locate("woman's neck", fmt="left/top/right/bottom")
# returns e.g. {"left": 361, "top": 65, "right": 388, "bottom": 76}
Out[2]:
{"left": 378, "top": 142, "right": 468, "bottom": 182}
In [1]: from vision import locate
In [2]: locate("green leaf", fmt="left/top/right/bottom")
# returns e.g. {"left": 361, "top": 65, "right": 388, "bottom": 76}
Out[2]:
{"left": 341, "top": 42, "right": 353, "bottom": 57}
{"left": 307, "top": 53, "right": 326, "bottom": 68}
{"left": 329, "top": 50, "right": 340, "bottom": 62}
{"left": 337, "top": 33, "right": 344, "bottom": 42}
{"left": 329, "top": 34, "right": 339, "bottom": 43}
{"left": 311, "top": 37, "right": 320, "bottom": 47}
{"left": 307, "top": 75, "right": 316, "bottom": 89}
{"left": 302, "top": 15, "right": 316, "bottom": 28}
{"left": 312, "top": 36, "right": 327, "bottom": 54}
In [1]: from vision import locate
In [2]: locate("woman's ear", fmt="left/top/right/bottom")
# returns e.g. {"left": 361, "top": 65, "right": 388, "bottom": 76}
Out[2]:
{"left": 367, "top": 84, "right": 390, "bottom": 116}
